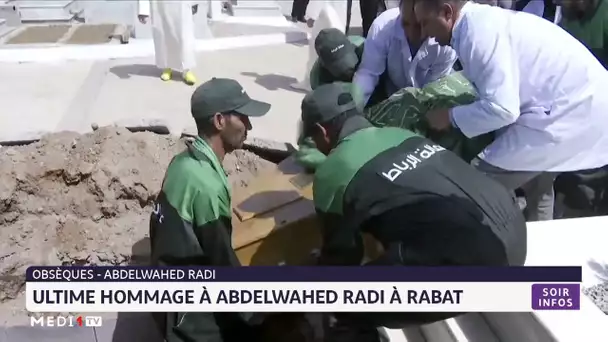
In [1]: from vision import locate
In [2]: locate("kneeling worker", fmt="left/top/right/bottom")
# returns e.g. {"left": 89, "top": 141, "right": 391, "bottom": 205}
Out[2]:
{"left": 311, "top": 28, "right": 388, "bottom": 107}
{"left": 150, "top": 78, "right": 271, "bottom": 341}
{"left": 301, "top": 82, "right": 527, "bottom": 328}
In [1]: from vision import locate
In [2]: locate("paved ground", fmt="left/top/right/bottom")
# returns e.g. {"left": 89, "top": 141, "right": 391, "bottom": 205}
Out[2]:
{"left": 79, "top": 0, "right": 363, "bottom": 40}
{"left": 0, "top": 42, "right": 309, "bottom": 145}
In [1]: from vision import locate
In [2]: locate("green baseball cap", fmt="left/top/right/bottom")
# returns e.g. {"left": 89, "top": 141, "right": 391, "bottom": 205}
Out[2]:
{"left": 315, "top": 28, "right": 359, "bottom": 80}
{"left": 190, "top": 78, "right": 270, "bottom": 120}
{"left": 301, "top": 82, "right": 358, "bottom": 136}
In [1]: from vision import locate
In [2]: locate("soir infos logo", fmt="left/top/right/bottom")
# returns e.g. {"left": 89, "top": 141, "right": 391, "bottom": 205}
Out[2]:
{"left": 30, "top": 315, "right": 102, "bottom": 327}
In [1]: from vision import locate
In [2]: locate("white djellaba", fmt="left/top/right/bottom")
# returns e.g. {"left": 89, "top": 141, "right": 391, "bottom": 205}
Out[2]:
{"left": 138, "top": 0, "right": 197, "bottom": 85}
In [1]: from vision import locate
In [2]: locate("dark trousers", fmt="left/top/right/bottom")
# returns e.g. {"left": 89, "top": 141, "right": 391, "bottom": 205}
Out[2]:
{"left": 361, "top": 0, "right": 386, "bottom": 37}
{"left": 346, "top": 0, "right": 386, "bottom": 37}
{"left": 291, "top": 0, "right": 309, "bottom": 19}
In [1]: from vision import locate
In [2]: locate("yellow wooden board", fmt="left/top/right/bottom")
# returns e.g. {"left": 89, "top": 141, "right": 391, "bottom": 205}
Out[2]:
{"left": 231, "top": 156, "right": 383, "bottom": 266}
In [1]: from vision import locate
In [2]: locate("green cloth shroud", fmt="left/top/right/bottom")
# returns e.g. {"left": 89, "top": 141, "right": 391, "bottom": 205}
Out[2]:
{"left": 296, "top": 74, "right": 494, "bottom": 170}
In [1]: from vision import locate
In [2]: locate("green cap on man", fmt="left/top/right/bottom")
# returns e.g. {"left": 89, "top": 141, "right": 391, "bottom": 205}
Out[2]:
{"left": 301, "top": 82, "right": 360, "bottom": 135}
{"left": 315, "top": 28, "right": 359, "bottom": 79}
{"left": 191, "top": 78, "right": 270, "bottom": 120}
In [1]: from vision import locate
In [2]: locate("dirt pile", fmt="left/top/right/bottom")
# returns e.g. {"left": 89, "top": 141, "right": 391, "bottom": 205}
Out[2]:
{"left": 0, "top": 127, "right": 275, "bottom": 304}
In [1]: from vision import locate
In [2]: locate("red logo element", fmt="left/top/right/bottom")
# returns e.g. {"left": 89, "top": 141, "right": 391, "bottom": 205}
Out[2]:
{"left": 76, "top": 316, "right": 83, "bottom": 327}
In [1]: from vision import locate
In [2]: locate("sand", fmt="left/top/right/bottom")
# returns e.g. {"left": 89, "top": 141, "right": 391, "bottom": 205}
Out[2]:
{"left": 0, "top": 127, "right": 275, "bottom": 324}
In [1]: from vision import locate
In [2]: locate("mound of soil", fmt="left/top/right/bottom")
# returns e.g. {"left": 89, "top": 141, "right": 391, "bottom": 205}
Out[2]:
{"left": 0, "top": 127, "right": 275, "bottom": 308}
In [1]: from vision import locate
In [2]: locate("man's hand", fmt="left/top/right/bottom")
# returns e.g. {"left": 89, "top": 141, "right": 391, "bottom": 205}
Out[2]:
{"left": 192, "top": 4, "right": 198, "bottom": 15}
{"left": 426, "top": 108, "right": 452, "bottom": 131}
{"left": 138, "top": 15, "right": 148, "bottom": 24}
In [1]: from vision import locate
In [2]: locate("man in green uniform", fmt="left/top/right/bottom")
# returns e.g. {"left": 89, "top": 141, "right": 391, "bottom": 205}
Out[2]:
{"left": 310, "top": 28, "right": 364, "bottom": 88}
{"left": 298, "top": 28, "right": 388, "bottom": 172}
{"left": 560, "top": 0, "right": 608, "bottom": 67}
{"left": 301, "top": 82, "right": 527, "bottom": 328}
{"left": 149, "top": 78, "right": 270, "bottom": 342}
{"left": 297, "top": 27, "right": 486, "bottom": 173}
{"left": 311, "top": 28, "right": 387, "bottom": 105}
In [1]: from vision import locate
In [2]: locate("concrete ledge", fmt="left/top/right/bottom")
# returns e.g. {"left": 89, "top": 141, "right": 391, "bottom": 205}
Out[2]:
{"left": 110, "top": 118, "right": 171, "bottom": 135}
{"left": 242, "top": 137, "right": 296, "bottom": 163}
{"left": 213, "top": 15, "right": 295, "bottom": 27}
{"left": 243, "top": 137, "right": 295, "bottom": 154}
{"left": 0, "top": 130, "right": 50, "bottom": 145}
{"left": 0, "top": 31, "right": 309, "bottom": 63}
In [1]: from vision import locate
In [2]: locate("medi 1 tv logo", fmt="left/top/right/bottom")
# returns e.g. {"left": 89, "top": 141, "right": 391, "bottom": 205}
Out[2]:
{"left": 30, "top": 315, "right": 102, "bottom": 327}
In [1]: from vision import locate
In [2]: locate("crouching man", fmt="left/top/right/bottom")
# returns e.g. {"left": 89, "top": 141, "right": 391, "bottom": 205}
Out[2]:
{"left": 301, "top": 82, "right": 527, "bottom": 330}
{"left": 149, "top": 78, "right": 271, "bottom": 342}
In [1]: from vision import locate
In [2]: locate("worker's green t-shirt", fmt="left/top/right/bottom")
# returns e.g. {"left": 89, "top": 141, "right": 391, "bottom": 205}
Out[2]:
{"left": 561, "top": 0, "right": 608, "bottom": 67}
{"left": 149, "top": 137, "right": 253, "bottom": 341}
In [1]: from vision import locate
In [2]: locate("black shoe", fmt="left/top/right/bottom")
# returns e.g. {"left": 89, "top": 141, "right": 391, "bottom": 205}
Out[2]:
{"left": 296, "top": 16, "right": 307, "bottom": 23}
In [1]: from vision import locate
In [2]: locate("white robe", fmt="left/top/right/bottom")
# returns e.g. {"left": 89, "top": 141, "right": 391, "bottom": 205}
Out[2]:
{"left": 138, "top": 0, "right": 196, "bottom": 71}
{"left": 449, "top": 3, "right": 608, "bottom": 172}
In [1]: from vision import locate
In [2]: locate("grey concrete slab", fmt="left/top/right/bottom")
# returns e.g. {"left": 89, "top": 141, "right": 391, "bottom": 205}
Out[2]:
{"left": 93, "top": 313, "right": 163, "bottom": 342}
{"left": 0, "top": 59, "right": 95, "bottom": 144}
{"left": 5, "top": 326, "right": 96, "bottom": 342}
{"left": 276, "top": 0, "right": 363, "bottom": 27}
{"left": 209, "top": 21, "right": 304, "bottom": 38}
{"left": 82, "top": 0, "right": 362, "bottom": 40}
{"left": 0, "top": 41, "right": 309, "bottom": 145}
{"left": 87, "top": 43, "right": 308, "bottom": 145}
{"left": 0, "top": 327, "right": 7, "bottom": 342}
{"left": 55, "top": 60, "right": 109, "bottom": 133}
{"left": 81, "top": 0, "right": 137, "bottom": 27}
{"left": 83, "top": 0, "right": 213, "bottom": 40}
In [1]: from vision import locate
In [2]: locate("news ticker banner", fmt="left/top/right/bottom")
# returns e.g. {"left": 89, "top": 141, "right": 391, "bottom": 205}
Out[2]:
{"left": 26, "top": 266, "right": 581, "bottom": 313}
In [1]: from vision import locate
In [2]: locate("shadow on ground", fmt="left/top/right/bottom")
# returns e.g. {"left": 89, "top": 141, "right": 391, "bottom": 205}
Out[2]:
{"left": 241, "top": 71, "right": 308, "bottom": 94}
{"left": 109, "top": 64, "right": 161, "bottom": 79}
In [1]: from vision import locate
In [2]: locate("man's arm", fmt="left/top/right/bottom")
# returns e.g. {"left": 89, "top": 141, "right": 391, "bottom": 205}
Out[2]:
{"left": 317, "top": 209, "right": 365, "bottom": 266}
{"left": 449, "top": 21, "right": 520, "bottom": 138}
{"left": 172, "top": 191, "right": 248, "bottom": 341}
{"left": 150, "top": 191, "right": 240, "bottom": 267}
{"left": 425, "top": 43, "right": 458, "bottom": 85}
{"left": 353, "top": 17, "right": 390, "bottom": 105}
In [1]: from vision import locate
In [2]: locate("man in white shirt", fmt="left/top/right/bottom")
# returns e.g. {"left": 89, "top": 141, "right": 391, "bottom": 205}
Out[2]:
{"left": 415, "top": 0, "right": 608, "bottom": 221}
{"left": 353, "top": 0, "right": 457, "bottom": 105}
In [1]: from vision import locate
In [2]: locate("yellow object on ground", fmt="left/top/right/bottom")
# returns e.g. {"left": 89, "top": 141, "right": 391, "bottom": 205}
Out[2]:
{"left": 231, "top": 156, "right": 382, "bottom": 266}
{"left": 160, "top": 68, "right": 172, "bottom": 81}
{"left": 183, "top": 70, "right": 197, "bottom": 85}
